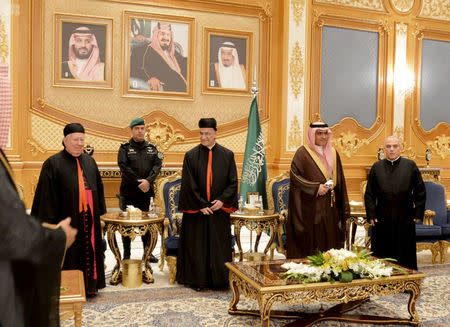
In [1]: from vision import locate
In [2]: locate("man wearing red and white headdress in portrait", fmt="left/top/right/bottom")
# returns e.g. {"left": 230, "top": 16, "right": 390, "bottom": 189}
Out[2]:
{"left": 286, "top": 122, "right": 350, "bottom": 258}
{"left": 61, "top": 26, "right": 105, "bottom": 81}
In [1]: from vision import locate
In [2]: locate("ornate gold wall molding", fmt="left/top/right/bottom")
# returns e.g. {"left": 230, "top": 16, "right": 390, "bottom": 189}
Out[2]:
{"left": 314, "top": 0, "right": 384, "bottom": 11}
{"left": 262, "top": 0, "right": 273, "bottom": 17}
{"left": 394, "top": 127, "right": 417, "bottom": 159}
{"left": 426, "top": 134, "right": 450, "bottom": 159}
{"left": 378, "top": 19, "right": 392, "bottom": 35}
{"left": 291, "top": 0, "right": 305, "bottom": 25}
{"left": 0, "top": 17, "right": 8, "bottom": 63}
{"left": 332, "top": 131, "right": 369, "bottom": 157}
{"left": 289, "top": 42, "right": 303, "bottom": 99}
{"left": 145, "top": 119, "right": 185, "bottom": 153}
{"left": 390, "top": 0, "right": 415, "bottom": 13}
{"left": 419, "top": 0, "right": 450, "bottom": 21}
{"left": 26, "top": 138, "right": 46, "bottom": 157}
{"left": 288, "top": 115, "right": 302, "bottom": 149}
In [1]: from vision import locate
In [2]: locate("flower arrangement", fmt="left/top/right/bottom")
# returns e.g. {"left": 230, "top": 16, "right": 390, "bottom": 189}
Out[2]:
{"left": 281, "top": 248, "right": 407, "bottom": 284}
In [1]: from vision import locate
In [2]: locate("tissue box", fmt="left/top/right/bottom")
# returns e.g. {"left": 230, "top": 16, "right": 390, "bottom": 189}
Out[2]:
{"left": 126, "top": 207, "right": 142, "bottom": 219}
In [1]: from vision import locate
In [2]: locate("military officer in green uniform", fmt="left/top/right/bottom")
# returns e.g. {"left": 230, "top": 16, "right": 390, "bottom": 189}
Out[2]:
{"left": 118, "top": 118, "right": 163, "bottom": 262}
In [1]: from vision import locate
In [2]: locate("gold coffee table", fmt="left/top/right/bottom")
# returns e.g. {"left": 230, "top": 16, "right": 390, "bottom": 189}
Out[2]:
{"left": 226, "top": 259, "right": 425, "bottom": 327}
{"left": 101, "top": 212, "right": 164, "bottom": 284}
{"left": 230, "top": 210, "right": 280, "bottom": 261}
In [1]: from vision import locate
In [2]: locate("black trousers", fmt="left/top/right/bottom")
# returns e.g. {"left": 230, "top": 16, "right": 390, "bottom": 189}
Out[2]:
{"left": 120, "top": 196, "right": 151, "bottom": 259}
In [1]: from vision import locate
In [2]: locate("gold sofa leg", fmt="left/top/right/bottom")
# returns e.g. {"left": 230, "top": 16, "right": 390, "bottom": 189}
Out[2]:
{"left": 416, "top": 242, "right": 439, "bottom": 264}
{"left": 439, "top": 240, "right": 449, "bottom": 264}
{"left": 167, "top": 256, "right": 177, "bottom": 285}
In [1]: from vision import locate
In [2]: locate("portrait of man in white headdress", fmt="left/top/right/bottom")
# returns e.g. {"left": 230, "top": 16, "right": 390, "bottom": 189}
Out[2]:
{"left": 209, "top": 40, "right": 247, "bottom": 89}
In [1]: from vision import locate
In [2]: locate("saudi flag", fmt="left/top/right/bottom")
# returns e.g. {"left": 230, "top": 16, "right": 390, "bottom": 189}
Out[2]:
{"left": 240, "top": 97, "right": 268, "bottom": 208}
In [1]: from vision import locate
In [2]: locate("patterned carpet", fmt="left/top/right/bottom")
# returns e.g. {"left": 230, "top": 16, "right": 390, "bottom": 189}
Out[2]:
{"left": 61, "top": 264, "right": 450, "bottom": 327}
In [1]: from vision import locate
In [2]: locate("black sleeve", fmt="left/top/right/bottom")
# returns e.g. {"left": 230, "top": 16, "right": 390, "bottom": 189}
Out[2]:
{"left": 31, "top": 159, "right": 61, "bottom": 223}
{"left": 178, "top": 153, "right": 210, "bottom": 211}
{"left": 94, "top": 160, "right": 107, "bottom": 215}
{"left": 364, "top": 165, "right": 377, "bottom": 221}
{"left": 216, "top": 151, "right": 238, "bottom": 207}
{"left": 146, "top": 149, "right": 163, "bottom": 184}
{"left": 412, "top": 163, "right": 426, "bottom": 220}
{"left": 0, "top": 164, "right": 66, "bottom": 265}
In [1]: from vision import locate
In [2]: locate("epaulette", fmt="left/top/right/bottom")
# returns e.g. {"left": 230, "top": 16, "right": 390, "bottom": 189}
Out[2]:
{"left": 147, "top": 142, "right": 157, "bottom": 148}
{"left": 121, "top": 141, "right": 130, "bottom": 146}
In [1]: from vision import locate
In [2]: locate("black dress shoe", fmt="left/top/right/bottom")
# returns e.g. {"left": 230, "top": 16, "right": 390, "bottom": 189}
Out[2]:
{"left": 189, "top": 284, "right": 206, "bottom": 292}
{"left": 149, "top": 254, "right": 158, "bottom": 263}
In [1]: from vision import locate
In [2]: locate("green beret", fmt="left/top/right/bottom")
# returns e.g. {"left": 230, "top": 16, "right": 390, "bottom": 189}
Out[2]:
{"left": 130, "top": 118, "right": 145, "bottom": 128}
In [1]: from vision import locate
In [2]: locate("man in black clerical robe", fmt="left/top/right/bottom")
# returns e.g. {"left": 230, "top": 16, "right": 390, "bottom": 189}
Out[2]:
{"left": 365, "top": 136, "right": 426, "bottom": 270}
{"left": 0, "top": 148, "right": 77, "bottom": 327}
{"left": 32, "top": 123, "right": 107, "bottom": 296}
{"left": 287, "top": 122, "right": 350, "bottom": 259}
{"left": 176, "top": 118, "right": 238, "bottom": 290}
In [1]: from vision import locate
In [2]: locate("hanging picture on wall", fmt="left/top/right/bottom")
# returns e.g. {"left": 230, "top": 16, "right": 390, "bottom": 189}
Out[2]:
{"left": 123, "top": 11, "right": 195, "bottom": 99}
{"left": 54, "top": 14, "right": 113, "bottom": 89}
{"left": 203, "top": 27, "right": 253, "bottom": 95}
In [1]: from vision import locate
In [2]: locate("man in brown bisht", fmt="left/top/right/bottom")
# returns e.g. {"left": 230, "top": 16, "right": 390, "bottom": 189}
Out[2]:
{"left": 286, "top": 122, "right": 350, "bottom": 258}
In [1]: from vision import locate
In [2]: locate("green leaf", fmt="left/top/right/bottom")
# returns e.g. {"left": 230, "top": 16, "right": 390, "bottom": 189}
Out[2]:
{"left": 339, "top": 270, "right": 353, "bottom": 283}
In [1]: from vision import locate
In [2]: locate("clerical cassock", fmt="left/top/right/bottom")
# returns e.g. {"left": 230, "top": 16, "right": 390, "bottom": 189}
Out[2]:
{"left": 365, "top": 156, "right": 426, "bottom": 270}
{"left": 0, "top": 149, "right": 66, "bottom": 327}
{"left": 176, "top": 118, "right": 237, "bottom": 290}
{"left": 287, "top": 123, "right": 350, "bottom": 259}
{"left": 31, "top": 123, "right": 106, "bottom": 296}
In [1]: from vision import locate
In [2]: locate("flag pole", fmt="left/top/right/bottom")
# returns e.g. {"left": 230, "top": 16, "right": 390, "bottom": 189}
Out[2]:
{"left": 248, "top": 65, "right": 258, "bottom": 256}
{"left": 251, "top": 65, "right": 259, "bottom": 98}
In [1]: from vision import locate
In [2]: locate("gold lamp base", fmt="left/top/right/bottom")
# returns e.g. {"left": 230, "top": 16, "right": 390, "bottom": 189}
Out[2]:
{"left": 122, "top": 259, "right": 142, "bottom": 288}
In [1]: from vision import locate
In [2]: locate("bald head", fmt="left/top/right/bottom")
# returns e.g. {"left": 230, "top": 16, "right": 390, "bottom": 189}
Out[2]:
{"left": 384, "top": 136, "right": 401, "bottom": 161}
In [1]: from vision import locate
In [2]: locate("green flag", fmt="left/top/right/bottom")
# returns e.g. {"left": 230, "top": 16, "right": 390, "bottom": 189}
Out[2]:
{"left": 240, "top": 97, "right": 268, "bottom": 208}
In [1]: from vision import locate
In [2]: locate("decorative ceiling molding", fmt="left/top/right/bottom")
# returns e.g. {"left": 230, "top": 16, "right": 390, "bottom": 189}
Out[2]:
{"left": 391, "top": 0, "right": 415, "bottom": 13}
{"left": 419, "top": 0, "right": 450, "bottom": 21}
{"left": 314, "top": 0, "right": 384, "bottom": 11}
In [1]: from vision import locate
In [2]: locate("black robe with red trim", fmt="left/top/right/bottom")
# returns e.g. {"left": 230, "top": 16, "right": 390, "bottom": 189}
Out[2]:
{"left": 287, "top": 145, "right": 350, "bottom": 259}
{"left": 31, "top": 150, "right": 106, "bottom": 295}
{"left": 176, "top": 143, "right": 238, "bottom": 289}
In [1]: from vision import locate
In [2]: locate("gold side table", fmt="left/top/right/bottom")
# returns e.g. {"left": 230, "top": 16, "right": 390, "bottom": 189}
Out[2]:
{"left": 60, "top": 270, "right": 86, "bottom": 327}
{"left": 230, "top": 210, "right": 280, "bottom": 261}
{"left": 101, "top": 212, "right": 164, "bottom": 284}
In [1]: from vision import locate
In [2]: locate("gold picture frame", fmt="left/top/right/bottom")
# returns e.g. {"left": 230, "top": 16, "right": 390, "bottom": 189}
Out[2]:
{"left": 123, "top": 11, "right": 195, "bottom": 100}
{"left": 202, "top": 27, "right": 253, "bottom": 95}
{"left": 54, "top": 14, "right": 113, "bottom": 89}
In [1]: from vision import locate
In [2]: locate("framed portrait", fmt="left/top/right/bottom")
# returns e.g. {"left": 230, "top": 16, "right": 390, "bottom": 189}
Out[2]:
{"left": 54, "top": 14, "right": 113, "bottom": 89}
{"left": 123, "top": 11, "right": 195, "bottom": 99}
{"left": 203, "top": 28, "right": 253, "bottom": 95}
